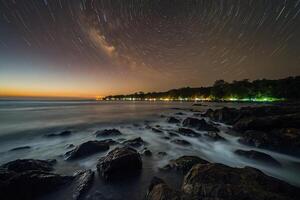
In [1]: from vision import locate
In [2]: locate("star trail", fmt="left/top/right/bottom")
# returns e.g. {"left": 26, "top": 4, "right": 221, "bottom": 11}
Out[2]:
{"left": 0, "top": 0, "right": 300, "bottom": 98}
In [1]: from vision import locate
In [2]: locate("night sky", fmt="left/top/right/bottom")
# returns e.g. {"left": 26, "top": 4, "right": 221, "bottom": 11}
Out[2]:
{"left": 0, "top": 0, "right": 300, "bottom": 98}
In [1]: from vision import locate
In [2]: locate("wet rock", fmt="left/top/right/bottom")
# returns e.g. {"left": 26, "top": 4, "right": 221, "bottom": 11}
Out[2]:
{"left": 182, "top": 163, "right": 300, "bottom": 200}
{"left": 175, "top": 112, "right": 185, "bottom": 115}
{"left": 162, "top": 156, "right": 209, "bottom": 173}
{"left": 234, "top": 149, "right": 281, "bottom": 167}
{"left": 204, "top": 132, "right": 226, "bottom": 141}
{"left": 72, "top": 169, "right": 94, "bottom": 200}
{"left": 157, "top": 152, "right": 167, "bottom": 157}
{"left": 97, "top": 147, "right": 142, "bottom": 180}
{"left": 65, "top": 141, "right": 109, "bottom": 160}
{"left": 143, "top": 149, "right": 153, "bottom": 156}
{"left": 167, "top": 117, "right": 181, "bottom": 124}
{"left": 182, "top": 117, "right": 219, "bottom": 132}
{"left": 171, "top": 139, "right": 191, "bottom": 146}
{"left": 122, "top": 137, "right": 146, "bottom": 147}
{"left": 238, "top": 128, "right": 300, "bottom": 155}
{"left": 146, "top": 177, "right": 186, "bottom": 200}
{"left": 168, "top": 131, "right": 179, "bottom": 137}
{"left": 46, "top": 130, "right": 72, "bottom": 137}
{"left": 151, "top": 128, "right": 163, "bottom": 133}
{"left": 203, "top": 107, "right": 241, "bottom": 125}
{"left": 98, "top": 139, "right": 118, "bottom": 145}
{"left": 1, "top": 159, "right": 56, "bottom": 172}
{"left": 9, "top": 146, "right": 31, "bottom": 151}
{"left": 95, "top": 129, "right": 122, "bottom": 137}
{"left": 178, "top": 128, "right": 201, "bottom": 137}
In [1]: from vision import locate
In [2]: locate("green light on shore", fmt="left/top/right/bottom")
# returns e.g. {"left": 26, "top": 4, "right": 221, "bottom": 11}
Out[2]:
{"left": 226, "top": 97, "right": 284, "bottom": 102}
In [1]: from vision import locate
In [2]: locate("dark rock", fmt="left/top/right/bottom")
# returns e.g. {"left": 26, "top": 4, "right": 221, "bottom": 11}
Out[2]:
{"left": 175, "top": 112, "right": 185, "bottom": 115}
{"left": 157, "top": 152, "right": 167, "bottom": 157}
{"left": 178, "top": 128, "right": 201, "bottom": 137}
{"left": 204, "top": 132, "right": 226, "bottom": 141}
{"left": 122, "top": 137, "right": 146, "bottom": 147}
{"left": 192, "top": 103, "right": 203, "bottom": 106}
{"left": 97, "top": 147, "right": 142, "bottom": 180}
{"left": 234, "top": 149, "right": 281, "bottom": 167}
{"left": 203, "top": 107, "right": 241, "bottom": 125}
{"left": 146, "top": 177, "right": 186, "bottom": 200}
{"left": 98, "top": 139, "right": 118, "bottom": 145}
{"left": 151, "top": 128, "right": 163, "bottom": 133}
{"left": 65, "top": 141, "right": 109, "bottom": 160}
{"left": 95, "top": 129, "right": 122, "bottom": 137}
{"left": 161, "top": 136, "right": 171, "bottom": 140}
{"left": 182, "top": 117, "right": 219, "bottom": 132}
{"left": 46, "top": 130, "right": 72, "bottom": 137}
{"left": 171, "top": 139, "right": 191, "bottom": 146}
{"left": 162, "top": 156, "right": 209, "bottom": 173}
{"left": 66, "top": 144, "right": 75, "bottom": 149}
{"left": 1, "top": 159, "right": 56, "bottom": 172}
{"left": 167, "top": 117, "right": 181, "bottom": 124}
{"left": 182, "top": 163, "right": 300, "bottom": 200}
{"left": 168, "top": 131, "right": 179, "bottom": 137}
{"left": 9, "top": 146, "right": 31, "bottom": 151}
{"left": 72, "top": 169, "right": 94, "bottom": 200}
{"left": 143, "top": 149, "right": 153, "bottom": 156}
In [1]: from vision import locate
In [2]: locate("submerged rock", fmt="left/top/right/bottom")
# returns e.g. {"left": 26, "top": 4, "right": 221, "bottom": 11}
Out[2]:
{"left": 95, "top": 129, "right": 122, "bottom": 137}
{"left": 204, "top": 132, "right": 226, "bottom": 141}
{"left": 182, "top": 117, "right": 219, "bottom": 132}
{"left": 122, "top": 137, "right": 146, "bottom": 147}
{"left": 65, "top": 141, "right": 109, "bottom": 160}
{"left": 97, "top": 147, "right": 142, "bottom": 180}
{"left": 182, "top": 163, "right": 299, "bottom": 200}
{"left": 151, "top": 127, "right": 163, "bottom": 133}
{"left": 162, "top": 156, "right": 209, "bottom": 173}
{"left": 168, "top": 131, "right": 179, "bottom": 137}
{"left": 46, "top": 130, "right": 72, "bottom": 137}
{"left": 1, "top": 159, "right": 56, "bottom": 172}
{"left": 234, "top": 149, "right": 281, "bottom": 167}
{"left": 178, "top": 128, "right": 201, "bottom": 137}
{"left": 157, "top": 152, "right": 168, "bottom": 157}
{"left": 142, "top": 149, "right": 153, "bottom": 156}
{"left": 9, "top": 146, "right": 31, "bottom": 151}
{"left": 171, "top": 139, "right": 191, "bottom": 146}
{"left": 167, "top": 117, "right": 181, "bottom": 124}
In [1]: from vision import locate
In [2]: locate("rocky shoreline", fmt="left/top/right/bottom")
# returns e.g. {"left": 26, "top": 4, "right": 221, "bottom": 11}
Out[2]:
{"left": 1, "top": 103, "right": 300, "bottom": 199}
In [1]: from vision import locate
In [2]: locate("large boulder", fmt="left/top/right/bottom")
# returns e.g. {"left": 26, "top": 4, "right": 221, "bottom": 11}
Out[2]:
{"left": 71, "top": 170, "right": 95, "bottom": 200}
{"left": 178, "top": 128, "right": 201, "bottom": 137}
{"left": 1, "top": 159, "right": 56, "bottom": 172}
{"left": 234, "top": 149, "right": 281, "bottom": 167}
{"left": 95, "top": 129, "right": 122, "bottom": 137}
{"left": 146, "top": 177, "right": 187, "bottom": 200}
{"left": 97, "top": 147, "right": 142, "bottom": 180}
{"left": 65, "top": 141, "right": 109, "bottom": 160}
{"left": 161, "top": 156, "right": 209, "bottom": 173}
{"left": 182, "top": 163, "right": 300, "bottom": 200}
{"left": 203, "top": 107, "right": 241, "bottom": 125}
{"left": 0, "top": 159, "right": 72, "bottom": 200}
{"left": 182, "top": 118, "right": 219, "bottom": 132}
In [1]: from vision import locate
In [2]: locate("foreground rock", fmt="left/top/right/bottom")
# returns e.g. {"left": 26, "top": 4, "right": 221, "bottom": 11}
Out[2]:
{"left": 146, "top": 177, "right": 186, "bottom": 200}
{"left": 161, "top": 156, "right": 209, "bottom": 173}
{"left": 167, "top": 117, "right": 181, "bottom": 124}
{"left": 182, "top": 117, "right": 219, "bottom": 132}
{"left": 46, "top": 130, "right": 72, "bottom": 137}
{"left": 122, "top": 137, "right": 146, "bottom": 147}
{"left": 97, "top": 147, "right": 142, "bottom": 180}
{"left": 95, "top": 129, "right": 122, "bottom": 137}
{"left": 1, "top": 159, "right": 56, "bottom": 172}
{"left": 0, "top": 159, "right": 72, "bottom": 200}
{"left": 182, "top": 163, "right": 299, "bottom": 200}
{"left": 65, "top": 141, "right": 109, "bottom": 160}
{"left": 71, "top": 170, "right": 95, "bottom": 200}
{"left": 234, "top": 149, "right": 281, "bottom": 167}
{"left": 178, "top": 128, "right": 201, "bottom": 137}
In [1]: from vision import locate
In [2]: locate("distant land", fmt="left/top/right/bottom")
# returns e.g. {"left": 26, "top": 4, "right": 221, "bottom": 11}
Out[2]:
{"left": 104, "top": 76, "right": 300, "bottom": 102}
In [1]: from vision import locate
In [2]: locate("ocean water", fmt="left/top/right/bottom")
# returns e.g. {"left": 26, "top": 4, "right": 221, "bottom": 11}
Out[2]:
{"left": 0, "top": 100, "right": 299, "bottom": 199}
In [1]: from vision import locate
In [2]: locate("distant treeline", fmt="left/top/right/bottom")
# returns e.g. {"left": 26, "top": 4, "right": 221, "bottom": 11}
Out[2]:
{"left": 104, "top": 76, "right": 300, "bottom": 100}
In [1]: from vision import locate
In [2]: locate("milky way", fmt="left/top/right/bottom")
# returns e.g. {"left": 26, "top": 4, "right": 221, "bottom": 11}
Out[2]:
{"left": 0, "top": 0, "right": 300, "bottom": 97}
